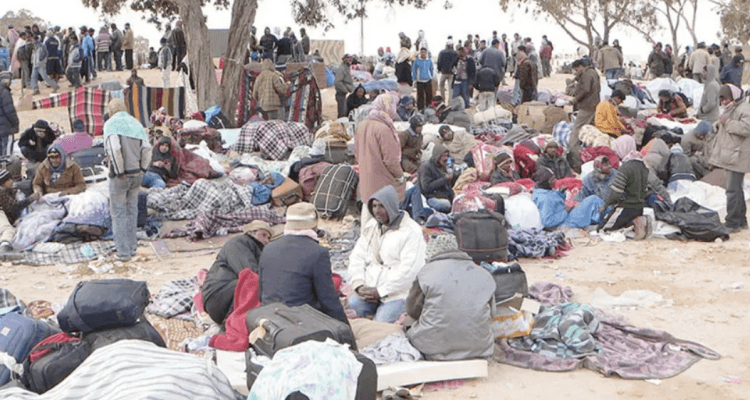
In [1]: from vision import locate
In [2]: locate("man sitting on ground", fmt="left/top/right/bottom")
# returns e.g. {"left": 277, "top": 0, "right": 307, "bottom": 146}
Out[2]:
{"left": 595, "top": 90, "right": 627, "bottom": 138}
{"left": 31, "top": 143, "right": 86, "bottom": 200}
{"left": 142, "top": 136, "right": 178, "bottom": 188}
{"left": 259, "top": 203, "right": 348, "bottom": 324}
{"left": 657, "top": 90, "right": 688, "bottom": 118}
{"left": 490, "top": 153, "right": 521, "bottom": 184}
{"left": 399, "top": 114, "right": 425, "bottom": 174}
{"left": 535, "top": 140, "right": 573, "bottom": 179}
{"left": 427, "top": 125, "right": 477, "bottom": 164}
{"left": 575, "top": 156, "right": 617, "bottom": 202}
{"left": 348, "top": 185, "right": 426, "bottom": 323}
{"left": 0, "top": 170, "right": 32, "bottom": 253}
{"left": 418, "top": 144, "right": 455, "bottom": 213}
{"left": 202, "top": 220, "right": 272, "bottom": 325}
{"left": 406, "top": 232, "right": 495, "bottom": 361}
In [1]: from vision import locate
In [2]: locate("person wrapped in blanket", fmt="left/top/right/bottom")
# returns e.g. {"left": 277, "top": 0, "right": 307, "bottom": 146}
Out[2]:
{"left": 574, "top": 156, "right": 617, "bottom": 202}
{"left": 535, "top": 140, "right": 574, "bottom": 180}
{"left": 513, "top": 139, "right": 541, "bottom": 179}
{"left": 532, "top": 166, "right": 604, "bottom": 229}
{"left": 490, "top": 153, "right": 520, "bottom": 185}
{"left": 141, "top": 136, "right": 178, "bottom": 188}
{"left": 0, "top": 170, "right": 32, "bottom": 253}
{"left": 31, "top": 143, "right": 86, "bottom": 201}
{"left": 597, "top": 135, "right": 651, "bottom": 239}
{"left": 202, "top": 220, "right": 272, "bottom": 325}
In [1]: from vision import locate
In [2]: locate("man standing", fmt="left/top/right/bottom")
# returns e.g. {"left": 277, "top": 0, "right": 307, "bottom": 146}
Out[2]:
{"left": 171, "top": 21, "right": 186, "bottom": 71}
{"left": 103, "top": 99, "right": 151, "bottom": 262}
{"left": 300, "top": 28, "right": 310, "bottom": 56}
{"left": 122, "top": 23, "right": 134, "bottom": 70}
{"left": 6, "top": 25, "right": 18, "bottom": 59}
{"left": 13, "top": 32, "right": 30, "bottom": 89}
{"left": 475, "top": 65, "right": 500, "bottom": 112}
{"left": 0, "top": 72, "right": 18, "bottom": 157}
{"left": 540, "top": 39, "right": 553, "bottom": 78}
{"left": 509, "top": 33, "right": 523, "bottom": 77}
{"left": 157, "top": 38, "right": 172, "bottom": 88}
{"left": 334, "top": 54, "right": 355, "bottom": 118}
{"left": 569, "top": 58, "right": 601, "bottom": 172}
{"left": 259, "top": 27, "right": 277, "bottom": 61}
{"left": 65, "top": 35, "right": 82, "bottom": 88}
{"left": 436, "top": 38, "right": 458, "bottom": 101}
{"left": 517, "top": 46, "right": 538, "bottom": 104}
{"left": 275, "top": 31, "right": 293, "bottom": 64}
{"left": 479, "top": 39, "right": 506, "bottom": 85}
{"left": 452, "top": 47, "right": 475, "bottom": 108}
{"left": 688, "top": 42, "right": 710, "bottom": 83}
{"left": 80, "top": 27, "right": 96, "bottom": 82}
{"left": 252, "top": 57, "right": 289, "bottom": 120}
{"left": 30, "top": 35, "right": 60, "bottom": 95}
{"left": 110, "top": 23, "right": 123, "bottom": 71}
{"left": 96, "top": 26, "right": 111, "bottom": 72}
{"left": 598, "top": 41, "right": 624, "bottom": 79}
{"left": 412, "top": 47, "right": 434, "bottom": 110}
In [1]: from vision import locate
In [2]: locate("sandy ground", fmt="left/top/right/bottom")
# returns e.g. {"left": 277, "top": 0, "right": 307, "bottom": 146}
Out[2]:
{"left": 6, "top": 69, "right": 750, "bottom": 400}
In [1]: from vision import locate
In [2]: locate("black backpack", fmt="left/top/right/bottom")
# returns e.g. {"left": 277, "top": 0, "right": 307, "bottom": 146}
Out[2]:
{"left": 454, "top": 209, "right": 509, "bottom": 262}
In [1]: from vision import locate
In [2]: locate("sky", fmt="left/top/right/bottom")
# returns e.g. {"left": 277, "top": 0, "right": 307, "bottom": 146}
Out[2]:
{"left": 8, "top": 0, "right": 725, "bottom": 63}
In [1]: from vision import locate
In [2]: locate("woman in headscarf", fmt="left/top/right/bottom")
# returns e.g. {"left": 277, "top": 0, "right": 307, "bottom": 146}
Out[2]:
{"left": 31, "top": 143, "right": 86, "bottom": 199}
{"left": 353, "top": 92, "right": 405, "bottom": 225}
{"left": 598, "top": 135, "right": 651, "bottom": 238}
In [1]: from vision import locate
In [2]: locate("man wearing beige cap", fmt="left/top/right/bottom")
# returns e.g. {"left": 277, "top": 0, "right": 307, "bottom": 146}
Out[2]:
{"left": 258, "top": 203, "right": 348, "bottom": 324}
{"left": 202, "top": 220, "right": 273, "bottom": 324}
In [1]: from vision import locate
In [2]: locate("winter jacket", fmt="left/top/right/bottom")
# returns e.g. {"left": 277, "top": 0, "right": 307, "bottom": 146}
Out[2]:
{"left": 348, "top": 185, "right": 426, "bottom": 301}
{"left": 698, "top": 64, "right": 721, "bottom": 122}
{"left": 533, "top": 188, "right": 568, "bottom": 228}
{"left": 666, "top": 151, "right": 695, "bottom": 182}
{"left": 657, "top": 95, "right": 687, "bottom": 118}
{"left": 0, "top": 84, "right": 19, "bottom": 138}
{"left": 518, "top": 56, "right": 537, "bottom": 92}
{"left": 708, "top": 97, "right": 750, "bottom": 173}
{"left": 32, "top": 41, "right": 48, "bottom": 68}
{"left": 490, "top": 168, "right": 520, "bottom": 185}
{"left": 171, "top": 27, "right": 186, "bottom": 49}
{"left": 442, "top": 97, "right": 474, "bottom": 131}
{"left": 0, "top": 47, "right": 8, "bottom": 71}
{"left": 574, "top": 66, "right": 601, "bottom": 111}
{"left": 535, "top": 154, "right": 573, "bottom": 179}
{"left": 688, "top": 48, "right": 710, "bottom": 75}
{"left": 479, "top": 47, "right": 506, "bottom": 76}
{"left": 475, "top": 67, "right": 500, "bottom": 92}
{"left": 452, "top": 57, "right": 476, "bottom": 83}
{"left": 19, "top": 126, "right": 56, "bottom": 162}
{"left": 406, "top": 250, "right": 495, "bottom": 361}
{"left": 436, "top": 48, "right": 458, "bottom": 74}
{"left": 595, "top": 99, "right": 626, "bottom": 137}
{"left": 720, "top": 56, "right": 744, "bottom": 87}
{"left": 96, "top": 32, "right": 111, "bottom": 52}
{"left": 575, "top": 169, "right": 617, "bottom": 202}
{"left": 259, "top": 34, "right": 277, "bottom": 55}
{"left": 148, "top": 136, "right": 179, "bottom": 182}
{"left": 334, "top": 64, "right": 355, "bottom": 94}
{"left": 412, "top": 57, "right": 434, "bottom": 82}
{"left": 110, "top": 29, "right": 123, "bottom": 51}
{"left": 253, "top": 59, "right": 289, "bottom": 113}
{"left": 103, "top": 113, "right": 152, "bottom": 177}
{"left": 276, "top": 38, "right": 292, "bottom": 56}
{"left": 648, "top": 50, "right": 665, "bottom": 77}
{"left": 122, "top": 28, "right": 134, "bottom": 50}
{"left": 540, "top": 43, "right": 553, "bottom": 60}
{"left": 395, "top": 60, "right": 413, "bottom": 85}
{"left": 32, "top": 144, "right": 86, "bottom": 197}
{"left": 202, "top": 234, "right": 264, "bottom": 324}
{"left": 398, "top": 127, "right": 423, "bottom": 174}
{"left": 67, "top": 44, "right": 82, "bottom": 69}
{"left": 418, "top": 144, "right": 454, "bottom": 201}
{"left": 260, "top": 234, "right": 348, "bottom": 325}
{"left": 597, "top": 45, "right": 623, "bottom": 72}
{"left": 81, "top": 35, "right": 94, "bottom": 57}
{"left": 346, "top": 85, "right": 368, "bottom": 115}
{"left": 604, "top": 159, "right": 648, "bottom": 209}
{"left": 354, "top": 114, "right": 405, "bottom": 201}
{"left": 158, "top": 45, "right": 172, "bottom": 70}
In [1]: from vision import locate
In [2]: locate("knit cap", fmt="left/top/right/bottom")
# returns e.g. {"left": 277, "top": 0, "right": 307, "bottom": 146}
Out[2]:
{"left": 426, "top": 233, "right": 459, "bottom": 261}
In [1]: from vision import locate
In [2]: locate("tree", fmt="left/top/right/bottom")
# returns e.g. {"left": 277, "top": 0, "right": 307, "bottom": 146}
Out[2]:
{"left": 499, "top": 0, "right": 658, "bottom": 56}
{"left": 0, "top": 9, "right": 50, "bottom": 39}
{"left": 82, "top": 0, "right": 447, "bottom": 125}
{"left": 710, "top": 0, "right": 750, "bottom": 44}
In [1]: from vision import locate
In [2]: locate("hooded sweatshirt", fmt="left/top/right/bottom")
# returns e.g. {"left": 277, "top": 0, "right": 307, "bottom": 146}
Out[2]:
{"left": 32, "top": 143, "right": 86, "bottom": 196}
{"left": 0, "top": 79, "right": 18, "bottom": 138}
{"left": 148, "top": 136, "right": 179, "bottom": 181}
{"left": 698, "top": 64, "right": 721, "bottom": 122}
{"left": 720, "top": 55, "right": 744, "bottom": 87}
{"left": 418, "top": 144, "right": 454, "bottom": 201}
{"left": 348, "top": 185, "right": 426, "bottom": 301}
{"left": 346, "top": 84, "right": 368, "bottom": 115}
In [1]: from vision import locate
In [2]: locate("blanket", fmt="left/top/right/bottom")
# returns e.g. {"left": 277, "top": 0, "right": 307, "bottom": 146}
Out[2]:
{"left": 15, "top": 241, "right": 116, "bottom": 266}
{"left": 209, "top": 269, "right": 260, "bottom": 351}
{"left": 232, "top": 120, "right": 312, "bottom": 160}
{"left": 147, "top": 277, "right": 200, "bottom": 318}
{"left": 165, "top": 137, "right": 218, "bottom": 186}
{"left": 123, "top": 84, "right": 186, "bottom": 127}
{"left": 495, "top": 284, "right": 720, "bottom": 380}
{"left": 163, "top": 207, "right": 285, "bottom": 240}
{"left": 508, "top": 228, "right": 567, "bottom": 260}
{"left": 32, "top": 87, "right": 111, "bottom": 136}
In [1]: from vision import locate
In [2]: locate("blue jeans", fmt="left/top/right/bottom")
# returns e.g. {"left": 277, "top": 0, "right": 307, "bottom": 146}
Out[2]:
{"left": 141, "top": 171, "right": 166, "bottom": 188}
{"left": 0, "top": 135, "right": 9, "bottom": 157}
{"left": 427, "top": 197, "right": 452, "bottom": 213}
{"left": 30, "top": 64, "right": 59, "bottom": 91}
{"left": 346, "top": 294, "right": 406, "bottom": 323}
{"left": 400, "top": 186, "right": 433, "bottom": 222}
{"left": 605, "top": 68, "right": 624, "bottom": 80}
{"left": 452, "top": 81, "right": 470, "bottom": 108}
{"left": 109, "top": 174, "right": 141, "bottom": 258}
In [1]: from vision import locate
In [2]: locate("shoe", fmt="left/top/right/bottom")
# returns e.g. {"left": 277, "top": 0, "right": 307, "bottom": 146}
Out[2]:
{"left": 114, "top": 253, "right": 132, "bottom": 262}
{"left": 724, "top": 224, "right": 744, "bottom": 234}
{"left": 0, "top": 242, "right": 13, "bottom": 253}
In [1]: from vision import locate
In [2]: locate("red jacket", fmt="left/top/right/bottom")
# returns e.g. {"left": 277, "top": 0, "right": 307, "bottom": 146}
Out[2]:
{"left": 540, "top": 44, "right": 553, "bottom": 60}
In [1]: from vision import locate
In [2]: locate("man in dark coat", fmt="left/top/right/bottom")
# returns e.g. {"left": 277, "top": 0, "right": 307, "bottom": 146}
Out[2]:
{"left": 19, "top": 120, "right": 56, "bottom": 164}
{"left": 0, "top": 72, "right": 18, "bottom": 157}
{"left": 202, "top": 221, "right": 272, "bottom": 325}
{"left": 418, "top": 144, "right": 455, "bottom": 213}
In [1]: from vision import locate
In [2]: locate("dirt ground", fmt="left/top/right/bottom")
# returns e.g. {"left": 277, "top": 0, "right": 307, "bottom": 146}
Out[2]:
{"left": 6, "top": 69, "right": 749, "bottom": 400}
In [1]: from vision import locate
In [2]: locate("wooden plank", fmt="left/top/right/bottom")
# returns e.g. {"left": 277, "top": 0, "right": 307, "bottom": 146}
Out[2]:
{"left": 376, "top": 359, "right": 488, "bottom": 391}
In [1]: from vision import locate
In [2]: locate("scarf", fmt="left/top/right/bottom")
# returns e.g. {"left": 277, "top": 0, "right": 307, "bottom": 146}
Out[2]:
{"left": 46, "top": 143, "right": 67, "bottom": 186}
{"left": 103, "top": 111, "right": 149, "bottom": 140}
{"left": 367, "top": 92, "right": 401, "bottom": 141}
{"left": 614, "top": 135, "right": 641, "bottom": 162}
{"left": 284, "top": 228, "right": 319, "bottom": 241}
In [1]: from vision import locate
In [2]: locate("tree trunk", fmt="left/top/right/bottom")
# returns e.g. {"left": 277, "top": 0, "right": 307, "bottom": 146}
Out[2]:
{"left": 220, "top": 0, "right": 258, "bottom": 126}
{"left": 178, "top": 0, "right": 222, "bottom": 110}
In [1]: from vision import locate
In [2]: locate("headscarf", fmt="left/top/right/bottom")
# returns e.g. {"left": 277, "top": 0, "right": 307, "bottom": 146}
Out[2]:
{"left": 426, "top": 233, "right": 459, "bottom": 261}
{"left": 494, "top": 152, "right": 513, "bottom": 172}
{"left": 614, "top": 135, "right": 641, "bottom": 162}
{"left": 534, "top": 166, "right": 554, "bottom": 190}
{"left": 592, "top": 156, "right": 611, "bottom": 181}
{"left": 46, "top": 143, "right": 67, "bottom": 186}
{"left": 367, "top": 91, "right": 401, "bottom": 131}
{"left": 643, "top": 138, "right": 669, "bottom": 171}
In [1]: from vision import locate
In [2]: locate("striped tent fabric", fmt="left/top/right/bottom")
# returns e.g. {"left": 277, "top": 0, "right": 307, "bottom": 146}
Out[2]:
{"left": 123, "top": 84, "right": 187, "bottom": 127}
{"left": 0, "top": 340, "right": 243, "bottom": 400}
{"left": 31, "top": 87, "right": 112, "bottom": 136}
{"left": 235, "top": 69, "right": 261, "bottom": 126}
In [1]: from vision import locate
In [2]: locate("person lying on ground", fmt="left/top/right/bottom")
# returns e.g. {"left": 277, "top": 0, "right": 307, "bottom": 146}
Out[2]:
{"left": 142, "top": 136, "right": 178, "bottom": 188}
{"left": 31, "top": 143, "right": 86, "bottom": 200}
{"left": 19, "top": 119, "right": 56, "bottom": 163}
{"left": 595, "top": 90, "right": 627, "bottom": 138}
{"left": 202, "top": 220, "right": 272, "bottom": 325}
{"left": 259, "top": 203, "right": 348, "bottom": 324}
{"left": 405, "top": 232, "right": 495, "bottom": 361}
{"left": 348, "top": 185, "right": 426, "bottom": 323}
{"left": 418, "top": 144, "right": 455, "bottom": 213}
{"left": 535, "top": 140, "right": 574, "bottom": 179}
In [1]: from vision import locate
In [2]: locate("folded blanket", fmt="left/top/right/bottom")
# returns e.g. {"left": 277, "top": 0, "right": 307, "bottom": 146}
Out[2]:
{"left": 32, "top": 87, "right": 111, "bottom": 136}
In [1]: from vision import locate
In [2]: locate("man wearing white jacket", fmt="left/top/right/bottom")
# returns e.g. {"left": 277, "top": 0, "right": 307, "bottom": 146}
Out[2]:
{"left": 347, "top": 185, "right": 426, "bottom": 323}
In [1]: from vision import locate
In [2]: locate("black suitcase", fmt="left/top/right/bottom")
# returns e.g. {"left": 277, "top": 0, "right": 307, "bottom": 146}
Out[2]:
{"left": 56, "top": 279, "right": 150, "bottom": 334}
{"left": 310, "top": 164, "right": 358, "bottom": 219}
{"left": 246, "top": 350, "right": 377, "bottom": 400}
{"left": 246, "top": 303, "right": 357, "bottom": 358}
{"left": 69, "top": 145, "right": 105, "bottom": 169}
{"left": 454, "top": 209, "right": 509, "bottom": 262}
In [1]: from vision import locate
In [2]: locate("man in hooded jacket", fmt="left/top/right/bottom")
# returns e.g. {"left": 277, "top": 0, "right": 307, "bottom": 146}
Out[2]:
{"left": 698, "top": 64, "right": 721, "bottom": 123}
{"left": 418, "top": 144, "right": 455, "bottom": 213}
{"left": 31, "top": 143, "right": 86, "bottom": 199}
{"left": 0, "top": 72, "right": 18, "bottom": 157}
{"left": 253, "top": 58, "right": 289, "bottom": 120}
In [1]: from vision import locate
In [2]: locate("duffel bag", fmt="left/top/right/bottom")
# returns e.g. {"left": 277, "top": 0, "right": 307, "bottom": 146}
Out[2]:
{"left": 454, "top": 209, "right": 509, "bottom": 262}
{"left": 246, "top": 303, "right": 356, "bottom": 358}
{"left": 310, "top": 164, "right": 358, "bottom": 219}
{"left": 298, "top": 162, "right": 331, "bottom": 201}
{"left": 56, "top": 279, "right": 150, "bottom": 334}
{"left": 0, "top": 313, "right": 59, "bottom": 385}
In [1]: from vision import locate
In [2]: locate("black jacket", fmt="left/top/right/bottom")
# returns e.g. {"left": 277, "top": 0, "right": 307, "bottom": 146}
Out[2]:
{"left": 259, "top": 235, "right": 348, "bottom": 324}
{"left": 436, "top": 48, "right": 458, "bottom": 74}
{"left": 19, "top": 126, "right": 55, "bottom": 163}
{"left": 0, "top": 86, "right": 19, "bottom": 138}
{"left": 418, "top": 144, "right": 454, "bottom": 201}
{"left": 148, "top": 137, "right": 178, "bottom": 182}
{"left": 475, "top": 67, "right": 500, "bottom": 92}
{"left": 202, "top": 234, "right": 265, "bottom": 324}
{"left": 395, "top": 60, "right": 413, "bottom": 85}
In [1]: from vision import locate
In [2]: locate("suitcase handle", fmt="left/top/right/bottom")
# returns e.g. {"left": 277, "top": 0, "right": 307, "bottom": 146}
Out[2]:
{"left": 279, "top": 193, "right": 301, "bottom": 206}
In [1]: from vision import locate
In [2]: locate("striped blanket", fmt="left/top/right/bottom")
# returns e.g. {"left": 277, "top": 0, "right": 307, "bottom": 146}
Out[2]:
{"left": 236, "top": 67, "right": 322, "bottom": 131}
{"left": 31, "top": 87, "right": 111, "bottom": 136}
{"left": 123, "top": 84, "right": 186, "bottom": 127}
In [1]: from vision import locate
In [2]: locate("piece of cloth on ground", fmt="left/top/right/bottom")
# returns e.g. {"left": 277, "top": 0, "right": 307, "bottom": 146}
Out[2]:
{"left": 349, "top": 318, "right": 405, "bottom": 350}
{"left": 165, "top": 137, "right": 219, "bottom": 186}
{"left": 16, "top": 241, "right": 115, "bottom": 266}
{"left": 507, "top": 228, "right": 567, "bottom": 260}
{"left": 232, "top": 120, "right": 311, "bottom": 160}
{"left": 0, "top": 340, "right": 243, "bottom": 400}
{"left": 529, "top": 281, "right": 574, "bottom": 306}
{"left": 31, "top": 87, "right": 112, "bottom": 136}
{"left": 164, "top": 208, "right": 285, "bottom": 241}
{"left": 359, "top": 333, "right": 423, "bottom": 365}
{"left": 13, "top": 196, "right": 69, "bottom": 250}
{"left": 147, "top": 276, "right": 200, "bottom": 318}
{"left": 248, "top": 339, "right": 361, "bottom": 400}
{"left": 123, "top": 84, "right": 186, "bottom": 127}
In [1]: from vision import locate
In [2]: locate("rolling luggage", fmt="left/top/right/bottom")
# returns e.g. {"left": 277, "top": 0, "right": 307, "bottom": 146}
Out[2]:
{"left": 245, "top": 303, "right": 356, "bottom": 358}
{"left": 56, "top": 279, "right": 150, "bottom": 334}
{"left": 310, "top": 164, "right": 358, "bottom": 219}
{"left": 271, "top": 178, "right": 304, "bottom": 207}
{"left": 0, "top": 313, "right": 59, "bottom": 385}
{"left": 454, "top": 209, "right": 509, "bottom": 262}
